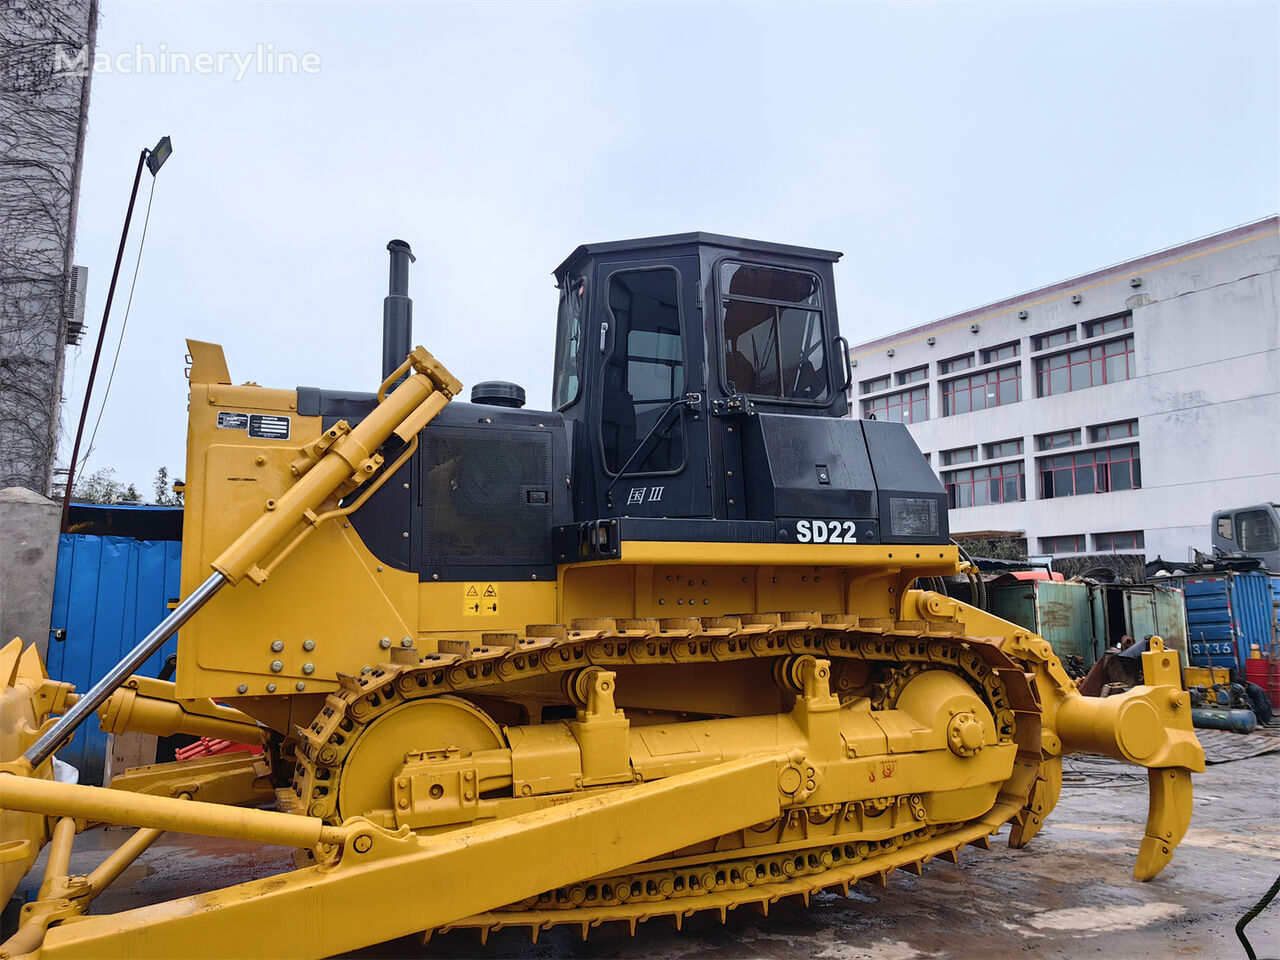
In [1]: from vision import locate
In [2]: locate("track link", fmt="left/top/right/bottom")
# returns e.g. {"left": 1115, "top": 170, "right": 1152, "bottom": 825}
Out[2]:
{"left": 288, "top": 604, "right": 1061, "bottom": 940}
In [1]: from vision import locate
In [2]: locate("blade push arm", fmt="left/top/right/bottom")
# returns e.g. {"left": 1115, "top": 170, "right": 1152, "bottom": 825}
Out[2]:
{"left": 18, "top": 348, "right": 459, "bottom": 773}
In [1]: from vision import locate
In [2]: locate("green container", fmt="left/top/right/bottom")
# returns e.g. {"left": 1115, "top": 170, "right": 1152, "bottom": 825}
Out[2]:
{"left": 991, "top": 579, "right": 1101, "bottom": 667}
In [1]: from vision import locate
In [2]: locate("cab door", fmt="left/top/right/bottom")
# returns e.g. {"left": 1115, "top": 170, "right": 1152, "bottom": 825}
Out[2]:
{"left": 592, "top": 256, "right": 709, "bottom": 519}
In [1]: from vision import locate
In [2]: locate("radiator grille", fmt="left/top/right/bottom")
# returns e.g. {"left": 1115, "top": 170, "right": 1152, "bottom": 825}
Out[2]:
{"left": 424, "top": 432, "right": 552, "bottom": 567}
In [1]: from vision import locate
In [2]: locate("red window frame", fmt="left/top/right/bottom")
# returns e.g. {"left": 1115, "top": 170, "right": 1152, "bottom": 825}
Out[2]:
{"left": 985, "top": 438, "right": 1023, "bottom": 459}
{"left": 939, "top": 353, "right": 974, "bottom": 374}
{"left": 1089, "top": 419, "right": 1138, "bottom": 442}
{"left": 1095, "top": 530, "right": 1144, "bottom": 551}
{"left": 1040, "top": 534, "right": 1085, "bottom": 554}
{"left": 1084, "top": 313, "right": 1133, "bottom": 338}
{"left": 1035, "top": 336, "right": 1134, "bottom": 396}
{"left": 1039, "top": 443, "right": 1141, "bottom": 498}
{"left": 860, "top": 374, "right": 891, "bottom": 395}
{"left": 941, "top": 446, "right": 977, "bottom": 466}
{"left": 1033, "top": 327, "right": 1076, "bottom": 351}
{"left": 941, "top": 363, "right": 1021, "bottom": 416}
{"left": 944, "top": 461, "right": 1025, "bottom": 508}
{"left": 981, "top": 342, "right": 1019, "bottom": 364}
{"left": 898, "top": 365, "right": 928, "bottom": 385}
{"left": 862, "top": 386, "right": 928, "bottom": 423}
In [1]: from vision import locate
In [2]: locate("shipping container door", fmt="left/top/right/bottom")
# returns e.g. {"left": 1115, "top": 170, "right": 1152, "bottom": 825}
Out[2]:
{"left": 47, "top": 534, "right": 183, "bottom": 784}
{"left": 1181, "top": 575, "right": 1238, "bottom": 670}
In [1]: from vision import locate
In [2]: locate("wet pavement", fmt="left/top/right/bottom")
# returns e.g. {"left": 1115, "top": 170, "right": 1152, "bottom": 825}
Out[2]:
{"left": 13, "top": 752, "right": 1279, "bottom": 959}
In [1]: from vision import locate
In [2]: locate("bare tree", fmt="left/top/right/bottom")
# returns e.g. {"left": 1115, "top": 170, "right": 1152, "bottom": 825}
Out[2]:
{"left": 0, "top": 0, "right": 97, "bottom": 495}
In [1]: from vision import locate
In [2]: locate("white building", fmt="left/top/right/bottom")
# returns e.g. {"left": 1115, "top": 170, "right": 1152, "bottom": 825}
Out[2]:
{"left": 847, "top": 217, "right": 1280, "bottom": 563}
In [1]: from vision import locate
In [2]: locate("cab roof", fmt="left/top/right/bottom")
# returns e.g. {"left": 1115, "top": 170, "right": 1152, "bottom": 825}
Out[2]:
{"left": 554, "top": 232, "right": 843, "bottom": 278}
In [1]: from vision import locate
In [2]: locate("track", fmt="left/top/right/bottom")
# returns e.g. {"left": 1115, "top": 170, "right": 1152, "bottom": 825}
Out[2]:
{"left": 288, "top": 603, "right": 1061, "bottom": 942}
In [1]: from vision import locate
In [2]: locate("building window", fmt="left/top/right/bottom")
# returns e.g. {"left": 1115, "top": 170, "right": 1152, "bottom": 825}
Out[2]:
{"left": 939, "top": 353, "right": 974, "bottom": 374}
{"left": 860, "top": 374, "right": 890, "bottom": 394}
{"left": 1033, "top": 327, "right": 1076, "bottom": 351}
{"left": 1037, "top": 429, "right": 1080, "bottom": 450}
{"left": 1040, "top": 534, "right": 1085, "bottom": 554}
{"left": 1039, "top": 443, "right": 1141, "bottom": 498}
{"left": 985, "top": 438, "right": 1024, "bottom": 459}
{"left": 945, "top": 461, "right": 1026, "bottom": 508}
{"left": 1094, "top": 530, "right": 1145, "bottom": 551}
{"left": 1034, "top": 336, "right": 1134, "bottom": 396}
{"left": 941, "top": 446, "right": 977, "bottom": 466}
{"left": 1084, "top": 313, "right": 1133, "bottom": 338}
{"left": 982, "top": 342, "right": 1019, "bottom": 364}
{"left": 862, "top": 386, "right": 928, "bottom": 423}
{"left": 898, "top": 365, "right": 928, "bottom": 385}
{"left": 941, "top": 364, "right": 1021, "bottom": 416}
{"left": 1089, "top": 419, "right": 1138, "bottom": 442}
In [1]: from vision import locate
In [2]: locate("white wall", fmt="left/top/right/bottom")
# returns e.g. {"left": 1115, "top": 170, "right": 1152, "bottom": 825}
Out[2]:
{"left": 847, "top": 219, "right": 1280, "bottom": 561}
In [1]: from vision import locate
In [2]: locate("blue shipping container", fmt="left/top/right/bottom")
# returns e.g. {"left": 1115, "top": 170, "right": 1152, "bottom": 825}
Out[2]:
{"left": 1167, "top": 570, "right": 1277, "bottom": 673}
{"left": 46, "top": 534, "right": 183, "bottom": 784}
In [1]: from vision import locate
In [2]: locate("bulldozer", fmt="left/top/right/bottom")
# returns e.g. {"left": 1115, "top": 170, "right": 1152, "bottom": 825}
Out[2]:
{"left": 0, "top": 233, "right": 1203, "bottom": 958}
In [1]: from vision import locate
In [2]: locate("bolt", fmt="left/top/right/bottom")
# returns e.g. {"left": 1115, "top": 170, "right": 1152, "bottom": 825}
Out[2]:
{"left": 377, "top": 565, "right": 383, "bottom": 572}
{"left": 361, "top": 665, "right": 372, "bottom": 674}
{"left": 237, "top": 683, "right": 248, "bottom": 694}
{"left": 270, "top": 660, "right": 284, "bottom": 673}
{"left": 400, "top": 637, "right": 413, "bottom": 648}
{"left": 266, "top": 683, "right": 277, "bottom": 693}
{"left": 302, "top": 663, "right": 315, "bottom": 675}
{"left": 352, "top": 835, "right": 373, "bottom": 854}
{"left": 271, "top": 640, "right": 284, "bottom": 652}
{"left": 296, "top": 681, "right": 306, "bottom": 691}
{"left": 402, "top": 531, "right": 409, "bottom": 539}
{"left": 379, "top": 637, "right": 392, "bottom": 649}
{"left": 303, "top": 639, "right": 315, "bottom": 652}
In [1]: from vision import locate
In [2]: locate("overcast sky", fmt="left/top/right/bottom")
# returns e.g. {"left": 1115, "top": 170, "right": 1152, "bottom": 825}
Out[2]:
{"left": 62, "top": 0, "right": 1279, "bottom": 494}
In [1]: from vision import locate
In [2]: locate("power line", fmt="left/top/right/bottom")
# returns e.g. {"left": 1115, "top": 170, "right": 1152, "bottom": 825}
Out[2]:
{"left": 76, "top": 174, "right": 158, "bottom": 479}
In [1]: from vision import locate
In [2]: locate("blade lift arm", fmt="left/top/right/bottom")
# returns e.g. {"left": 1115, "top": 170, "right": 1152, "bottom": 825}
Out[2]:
{"left": 15, "top": 347, "right": 460, "bottom": 774}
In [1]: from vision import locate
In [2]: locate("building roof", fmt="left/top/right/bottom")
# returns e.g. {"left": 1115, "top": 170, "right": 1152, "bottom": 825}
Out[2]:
{"left": 850, "top": 215, "right": 1279, "bottom": 356}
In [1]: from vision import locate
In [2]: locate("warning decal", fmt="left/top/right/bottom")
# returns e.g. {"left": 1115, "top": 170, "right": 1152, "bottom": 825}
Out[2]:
{"left": 462, "top": 582, "right": 500, "bottom": 617}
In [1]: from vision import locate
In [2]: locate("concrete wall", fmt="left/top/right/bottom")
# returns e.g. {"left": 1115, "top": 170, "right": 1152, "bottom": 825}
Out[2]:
{"left": 0, "top": 0, "right": 96, "bottom": 494}
{"left": 847, "top": 218, "right": 1280, "bottom": 564}
{"left": 0, "top": 487, "right": 61, "bottom": 657}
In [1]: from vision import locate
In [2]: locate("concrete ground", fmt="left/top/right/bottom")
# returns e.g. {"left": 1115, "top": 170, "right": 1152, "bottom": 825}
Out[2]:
{"left": 12, "top": 750, "right": 1279, "bottom": 959}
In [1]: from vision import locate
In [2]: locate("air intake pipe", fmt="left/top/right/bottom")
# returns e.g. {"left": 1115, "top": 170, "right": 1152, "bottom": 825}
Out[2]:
{"left": 382, "top": 239, "right": 415, "bottom": 382}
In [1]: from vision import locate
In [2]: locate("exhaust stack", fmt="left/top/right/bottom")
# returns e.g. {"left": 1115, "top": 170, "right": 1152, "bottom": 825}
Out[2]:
{"left": 382, "top": 239, "right": 415, "bottom": 381}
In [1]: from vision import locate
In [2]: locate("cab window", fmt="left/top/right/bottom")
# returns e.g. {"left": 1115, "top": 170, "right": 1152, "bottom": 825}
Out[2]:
{"left": 601, "top": 268, "right": 684, "bottom": 475}
{"left": 720, "top": 262, "right": 829, "bottom": 402}
{"left": 551, "top": 278, "right": 585, "bottom": 409}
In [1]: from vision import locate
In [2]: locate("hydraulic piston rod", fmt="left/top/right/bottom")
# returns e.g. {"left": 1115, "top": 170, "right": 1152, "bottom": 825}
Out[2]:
{"left": 23, "top": 572, "right": 225, "bottom": 770}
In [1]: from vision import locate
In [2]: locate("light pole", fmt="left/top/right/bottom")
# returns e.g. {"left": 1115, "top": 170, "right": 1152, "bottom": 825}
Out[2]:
{"left": 61, "top": 136, "right": 172, "bottom": 530}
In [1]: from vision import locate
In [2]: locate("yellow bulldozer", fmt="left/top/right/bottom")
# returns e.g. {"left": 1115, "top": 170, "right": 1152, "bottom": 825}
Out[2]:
{"left": 0, "top": 234, "right": 1202, "bottom": 958}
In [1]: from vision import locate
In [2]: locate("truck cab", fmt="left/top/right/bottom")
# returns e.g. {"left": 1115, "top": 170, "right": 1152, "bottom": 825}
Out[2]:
{"left": 1212, "top": 503, "right": 1280, "bottom": 571}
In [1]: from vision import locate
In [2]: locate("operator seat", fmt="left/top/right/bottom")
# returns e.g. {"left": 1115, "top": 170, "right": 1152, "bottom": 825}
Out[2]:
{"left": 600, "top": 360, "right": 638, "bottom": 472}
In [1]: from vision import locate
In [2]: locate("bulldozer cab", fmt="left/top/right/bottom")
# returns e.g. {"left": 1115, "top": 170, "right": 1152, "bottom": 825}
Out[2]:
{"left": 551, "top": 233, "right": 851, "bottom": 523}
